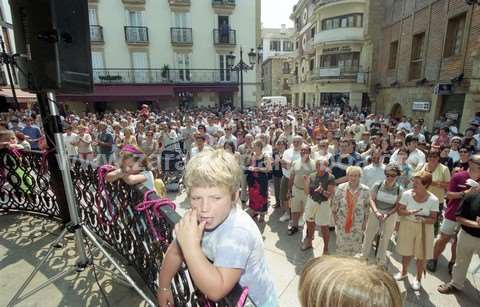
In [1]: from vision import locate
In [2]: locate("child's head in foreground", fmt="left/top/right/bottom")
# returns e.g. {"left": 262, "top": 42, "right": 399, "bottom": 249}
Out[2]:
{"left": 299, "top": 256, "right": 402, "bottom": 307}
{"left": 184, "top": 149, "right": 242, "bottom": 230}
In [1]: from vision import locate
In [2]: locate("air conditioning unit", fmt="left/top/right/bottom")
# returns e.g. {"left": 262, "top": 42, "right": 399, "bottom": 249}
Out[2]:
{"left": 412, "top": 101, "right": 431, "bottom": 112}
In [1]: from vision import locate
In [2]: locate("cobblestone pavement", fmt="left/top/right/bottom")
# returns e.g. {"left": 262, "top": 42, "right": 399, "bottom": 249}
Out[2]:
{"left": 1, "top": 191, "right": 479, "bottom": 307}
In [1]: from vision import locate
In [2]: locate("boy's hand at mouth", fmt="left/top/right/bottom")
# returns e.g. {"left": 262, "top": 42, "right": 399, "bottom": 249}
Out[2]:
{"left": 175, "top": 208, "right": 206, "bottom": 248}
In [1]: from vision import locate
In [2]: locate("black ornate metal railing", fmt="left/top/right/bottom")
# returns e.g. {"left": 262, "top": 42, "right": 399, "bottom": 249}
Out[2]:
{"left": 124, "top": 26, "right": 149, "bottom": 43}
{"left": 90, "top": 25, "right": 104, "bottom": 43}
{"left": 93, "top": 68, "right": 239, "bottom": 84}
{"left": 213, "top": 29, "right": 236, "bottom": 45}
{"left": 171, "top": 27, "right": 193, "bottom": 45}
{"left": 0, "top": 148, "right": 227, "bottom": 306}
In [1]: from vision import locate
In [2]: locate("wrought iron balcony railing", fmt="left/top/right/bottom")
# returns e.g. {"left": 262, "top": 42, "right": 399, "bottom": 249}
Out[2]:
{"left": 90, "top": 25, "right": 104, "bottom": 43}
{"left": 213, "top": 29, "right": 236, "bottom": 45}
{"left": 170, "top": 27, "right": 193, "bottom": 45}
{"left": 93, "top": 68, "right": 239, "bottom": 84}
{"left": 212, "top": 0, "right": 236, "bottom": 9}
{"left": 124, "top": 26, "right": 149, "bottom": 44}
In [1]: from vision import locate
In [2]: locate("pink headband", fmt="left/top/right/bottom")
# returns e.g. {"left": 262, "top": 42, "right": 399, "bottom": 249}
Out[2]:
{"left": 121, "top": 145, "right": 144, "bottom": 156}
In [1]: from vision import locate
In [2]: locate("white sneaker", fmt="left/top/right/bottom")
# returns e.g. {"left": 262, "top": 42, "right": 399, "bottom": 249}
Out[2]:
{"left": 393, "top": 272, "right": 407, "bottom": 281}
{"left": 412, "top": 280, "right": 422, "bottom": 291}
{"left": 279, "top": 212, "right": 290, "bottom": 222}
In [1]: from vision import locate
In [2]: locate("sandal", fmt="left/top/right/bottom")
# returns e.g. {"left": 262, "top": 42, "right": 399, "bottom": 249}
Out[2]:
{"left": 438, "top": 283, "right": 459, "bottom": 294}
{"left": 287, "top": 226, "right": 298, "bottom": 236}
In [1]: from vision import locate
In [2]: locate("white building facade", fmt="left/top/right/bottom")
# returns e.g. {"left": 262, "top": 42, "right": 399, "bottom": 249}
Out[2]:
{"left": 261, "top": 25, "right": 295, "bottom": 61}
{"left": 290, "top": 0, "right": 373, "bottom": 110}
{"left": 59, "top": 0, "right": 260, "bottom": 112}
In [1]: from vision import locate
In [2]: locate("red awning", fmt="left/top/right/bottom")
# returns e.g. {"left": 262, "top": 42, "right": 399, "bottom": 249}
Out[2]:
{"left": 57, "top": 84, "right": 175, "bottom": 102}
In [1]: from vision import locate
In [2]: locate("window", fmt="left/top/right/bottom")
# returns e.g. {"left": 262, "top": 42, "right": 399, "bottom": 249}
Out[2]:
{"left": 270, "top": 40, "right": 281, "bottom": 51}
{"left": 444, "top": 13, "right": 466, "bottom": 58}
{"left": 89, "top": 8, "right": 98, "bottom": 25}
{"left": 320, "top": 52, "right": 360, "bottom": 72}
{"left": 283, "top": 62, "right": 290, "bottom": 74}
{"left": 91, "top": 51, "right": 104, "bottom": 82}
{"left": 173, "top": 11, "right": 191, "bottom": 28}
{"left": 283, "top": 41, "right": 294, "bottom": 51}
{"left": 310, "top": 26, "right": 316, "bottom": 39}
{"left": 388, "top": 41, "right": 399, "bottom": 69}
{"left": 321, "top": 13, "right": 363, "bottom": 30}
{"left": 132, "top": 51, "right": 148, "bottom": 83}
{"left": 128, "top": 10, "right": 145, "bottom": 26}
{"left": 175, "top": 53, "right": 191, "bottom": 81}
{"left": 219, "top": 54, "right": 232, "bottom": 82}
{"left": 309, "top": 58, "right": 315, "bottom": 71}
{"left": 409, "top": 32, "right": 425, "bottom": 80}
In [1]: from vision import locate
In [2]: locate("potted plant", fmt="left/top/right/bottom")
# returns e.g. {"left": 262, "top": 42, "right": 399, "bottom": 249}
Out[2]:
{"left": 161, "top": 65, "right": 170, "bottom": 81}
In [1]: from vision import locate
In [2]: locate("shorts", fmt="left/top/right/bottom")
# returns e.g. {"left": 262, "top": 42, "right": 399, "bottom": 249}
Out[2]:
{"left": 396, "top": 219, "right": 434, "bottom": 260}
{"left": 279, "top": 176, "right": 289, "bottom": 202}
{"left": 290, "top": 186, "right": 307, "bottom": 213}
{"left": 304, "top": 197, "right": 331, "bottom": 226}
{"left": 439, "top": 218, "right": 460, "bottom": 236}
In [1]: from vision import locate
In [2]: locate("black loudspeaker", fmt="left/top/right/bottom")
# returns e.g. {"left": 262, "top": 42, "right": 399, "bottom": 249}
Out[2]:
{"left": 9, "top": 0, "right": 93, "bottom": 93}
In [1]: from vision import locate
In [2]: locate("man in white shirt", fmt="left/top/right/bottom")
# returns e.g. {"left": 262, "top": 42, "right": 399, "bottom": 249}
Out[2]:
{"left": 406, "top": 124, "right": 426, "bottom": 143}
{"left": 397, "top": 117, "right": 412, "bottom": 133}
{"left": 449, "top": 136, "right": 462, "bottom": 163}
{"left": 63, "top": 125, "right": 79, "bottom": 157}
{"left": 362, "top": 149, "right": 386, "bottom": 188}
{"left": 391, "top": 135, "right": 425, "bottom": 171}
{"left": 279, "top": 135, "right": 303, "bottom": 222}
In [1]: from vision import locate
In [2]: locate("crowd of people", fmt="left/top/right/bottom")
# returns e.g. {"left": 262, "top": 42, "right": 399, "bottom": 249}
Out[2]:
{"left": 1, "top": 104, "right": 480, "bottom": 305}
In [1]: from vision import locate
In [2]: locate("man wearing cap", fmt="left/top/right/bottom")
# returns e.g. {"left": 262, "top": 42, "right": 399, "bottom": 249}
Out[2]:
{"left": 427, "top": 154, "right": 480, "bottom": 273}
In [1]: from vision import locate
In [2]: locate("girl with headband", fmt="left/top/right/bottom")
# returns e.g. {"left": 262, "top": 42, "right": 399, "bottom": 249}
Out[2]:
{"left": 105, "top": 144, "right": 155, "bottom": 191}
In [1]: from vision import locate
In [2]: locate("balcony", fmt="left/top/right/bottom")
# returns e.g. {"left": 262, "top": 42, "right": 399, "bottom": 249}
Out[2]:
{"left": 310, "top": 67, "right": 365, "bottom": 83}
{"left": 170, "top": 28, "right": 193, "bottom": 46}
{"left": 213, "top": 29, "right": 236, "bottom": 46}
{"left": 314, "top": 28, "right": 364, "bottom": 45}
{"left": 212, "top": 0, "right": 235, "bottom": 9}
{"left": 90, "top": 25, "right": 104, "bottom": 43}
{"left": 93, "top": 68, "right": 239, "bottom": 84}
{"left": 168, "top": 0, "right": 191, "bottom": 7}
{"left": 124, "top": 26, "right": 149, "bottom": 44}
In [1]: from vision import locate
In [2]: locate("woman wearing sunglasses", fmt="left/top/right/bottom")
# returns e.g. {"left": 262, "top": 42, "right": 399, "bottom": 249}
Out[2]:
{"left": 361, "top": 164, "right": 403, "bottom": 265}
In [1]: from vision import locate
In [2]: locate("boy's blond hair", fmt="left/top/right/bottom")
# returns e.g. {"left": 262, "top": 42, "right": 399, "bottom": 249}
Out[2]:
{"left": 184, "top": 149, "right": 242, "bottom": 199}
{"left": 299, "top": 256, "right": 402, "bottom": 307}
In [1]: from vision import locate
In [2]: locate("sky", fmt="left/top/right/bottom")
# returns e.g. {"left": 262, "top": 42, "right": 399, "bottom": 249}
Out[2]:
{"left": 261, "top": 0, "right": 297, "bottom": 28}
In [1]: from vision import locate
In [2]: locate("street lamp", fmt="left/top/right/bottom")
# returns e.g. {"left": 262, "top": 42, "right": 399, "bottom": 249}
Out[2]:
{"left": 227, "top": 47, "right": 257, "bottom": 113}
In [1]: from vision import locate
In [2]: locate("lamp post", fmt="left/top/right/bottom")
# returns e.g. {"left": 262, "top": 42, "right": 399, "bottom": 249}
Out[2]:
{"left": 226, "top": 47, "right": 260, "bottom": 113}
